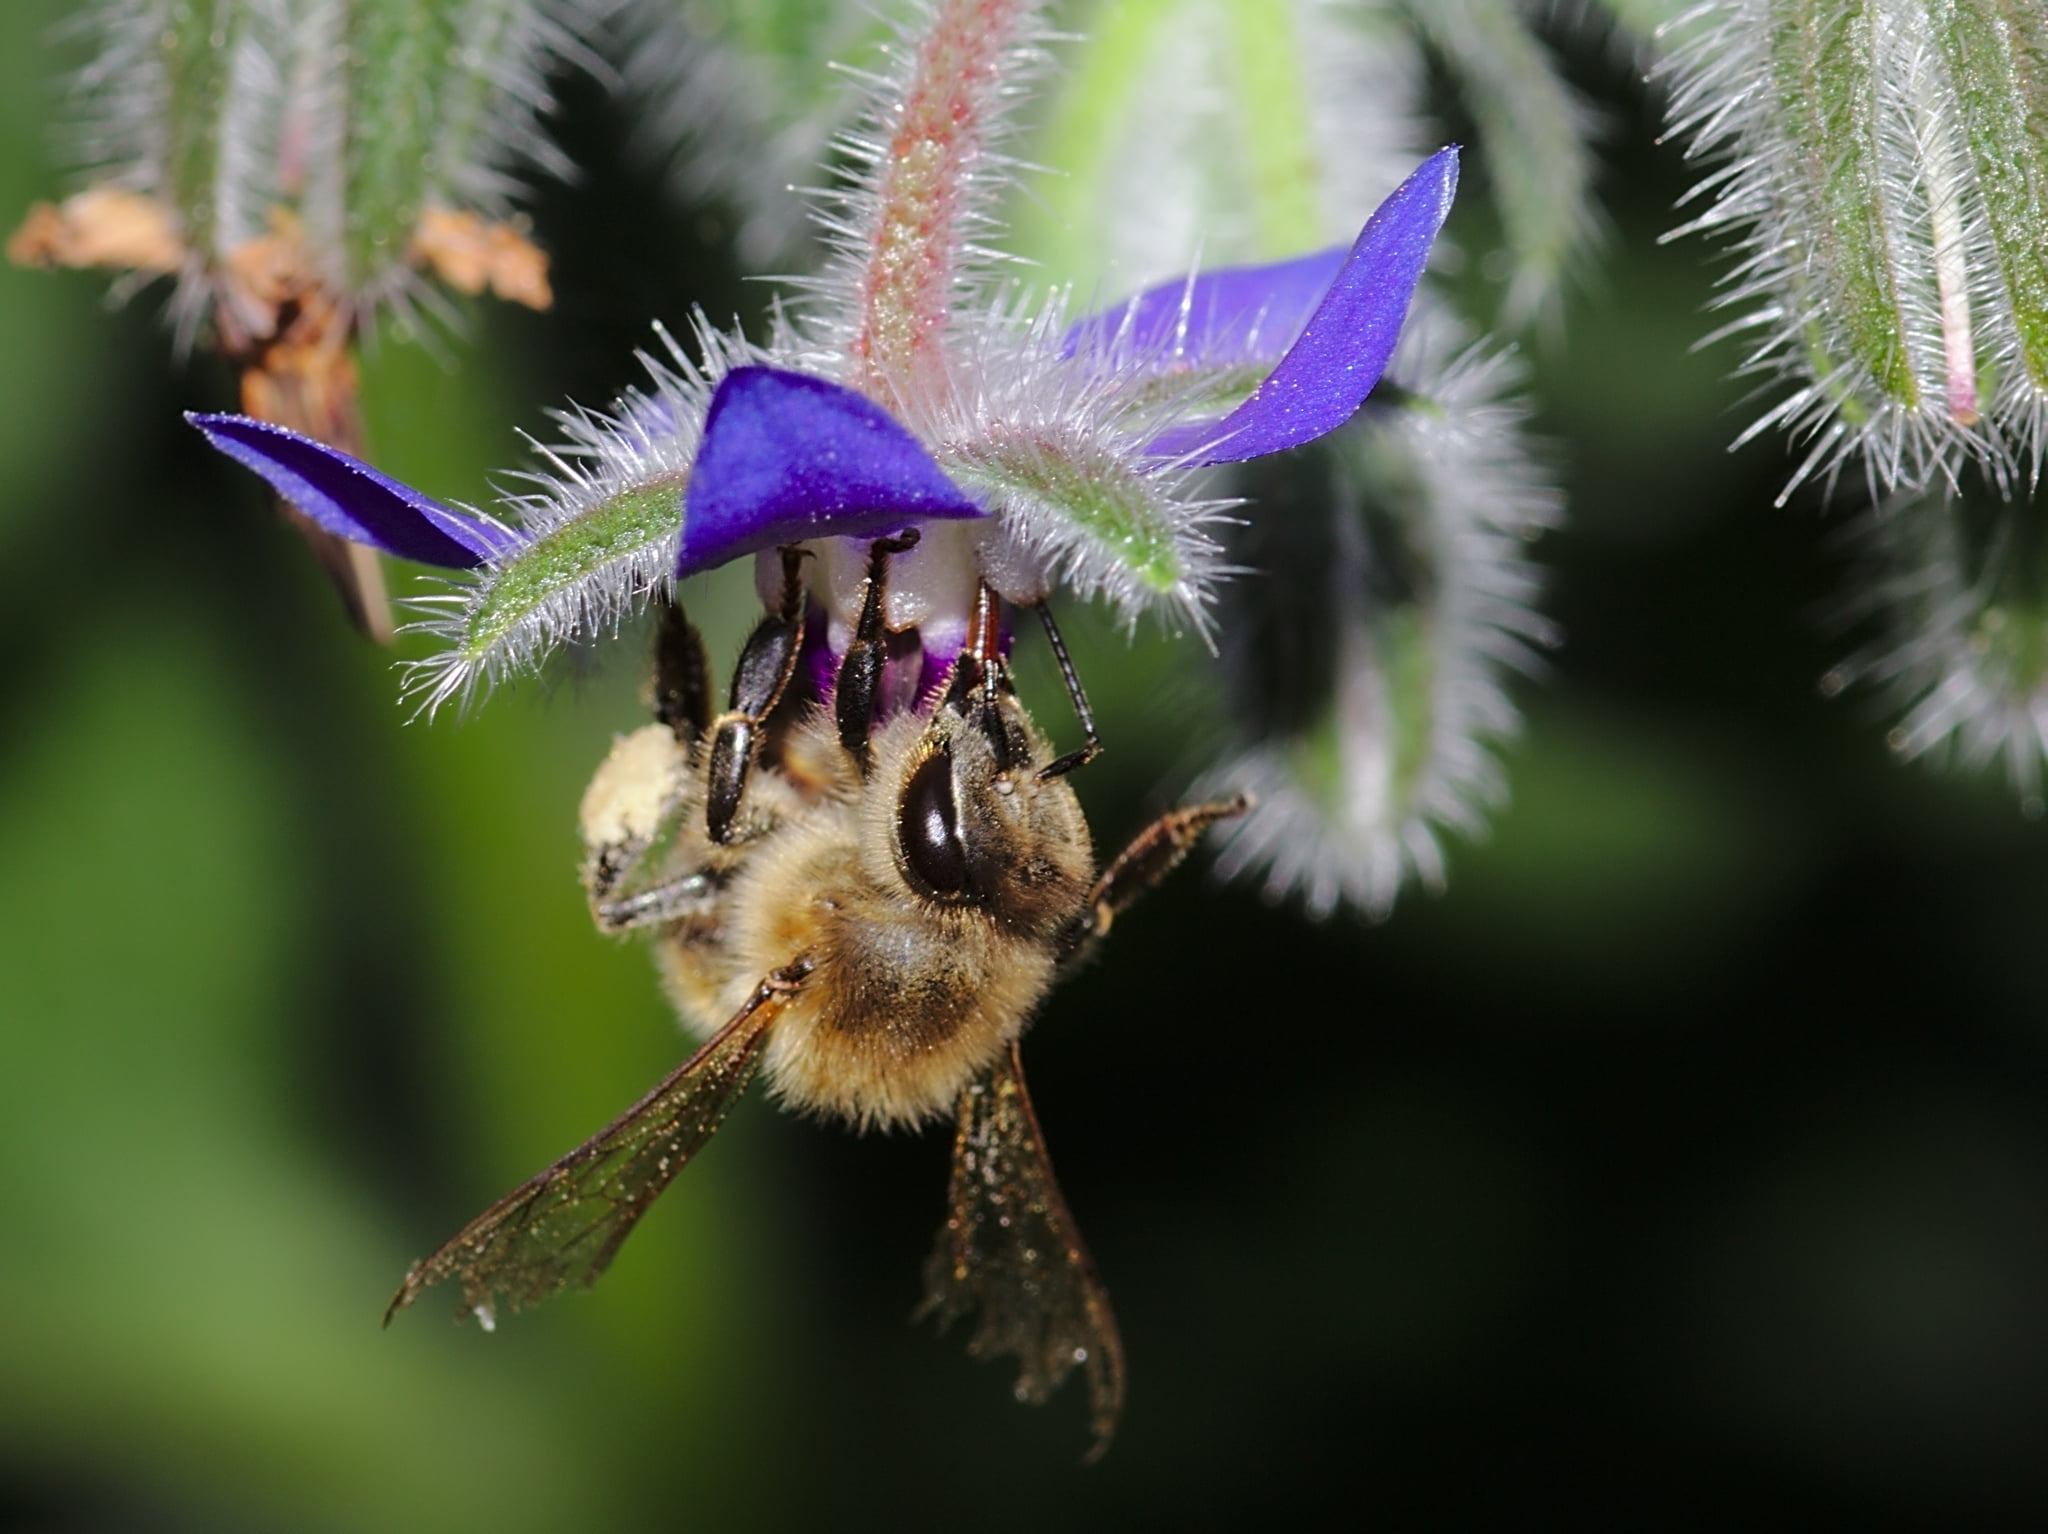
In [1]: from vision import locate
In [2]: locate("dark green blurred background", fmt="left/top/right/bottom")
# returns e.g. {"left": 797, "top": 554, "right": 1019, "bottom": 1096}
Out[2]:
{"left": 6, "top": 5, "right": 2048, "bottom": 1529}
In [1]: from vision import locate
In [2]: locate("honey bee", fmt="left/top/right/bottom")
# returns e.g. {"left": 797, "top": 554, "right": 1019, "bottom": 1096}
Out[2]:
{"left": 384, "top": 531, "right": 1246, "bottom": 1456}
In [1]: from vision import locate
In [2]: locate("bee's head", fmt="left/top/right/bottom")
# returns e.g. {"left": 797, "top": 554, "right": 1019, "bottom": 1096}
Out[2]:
{"left": 871, "top": 651, "right": 1093, "bottom": 938}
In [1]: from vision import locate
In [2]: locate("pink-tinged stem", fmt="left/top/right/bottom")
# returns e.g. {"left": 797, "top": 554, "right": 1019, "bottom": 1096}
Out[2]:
{"left": 848, "top": 0, "right": 1038, "bottom": 406}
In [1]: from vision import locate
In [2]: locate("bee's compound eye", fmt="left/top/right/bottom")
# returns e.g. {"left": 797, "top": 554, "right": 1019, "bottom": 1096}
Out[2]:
{"left": 899, "top": 748, "right": 972, "bottom": 899}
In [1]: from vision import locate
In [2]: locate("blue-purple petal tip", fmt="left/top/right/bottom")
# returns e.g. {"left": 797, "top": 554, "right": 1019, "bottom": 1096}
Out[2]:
{"left": 187, "top": 413, "right": 520, "bottom": 568}
{"left": 1147, "top": 145, "right": 1459, "bottom": 465}
{"left": 680, "top": 368, "right": 985, "bottom": 575}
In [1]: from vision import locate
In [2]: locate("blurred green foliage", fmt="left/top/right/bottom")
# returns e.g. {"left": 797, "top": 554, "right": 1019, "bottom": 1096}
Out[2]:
{"left": 7, "top": 3, "right": 2048, "bottom": 1530}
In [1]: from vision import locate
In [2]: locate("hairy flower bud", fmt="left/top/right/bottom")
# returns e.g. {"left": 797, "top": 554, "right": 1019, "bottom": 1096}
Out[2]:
{"left": 1662, "top": 0, "right": 2048, "bottom": 497}
{"left": 1827, "top": 479, "right": 2048, "bottom": 812}
{"left": 20, "top": 0, "right": 608, "bottom": 332}
{"left": 13, "top": 0, "right": 610, "bottom": 637}
{"left": 1200, "top": 303, "right": 1559, "bottom": 919}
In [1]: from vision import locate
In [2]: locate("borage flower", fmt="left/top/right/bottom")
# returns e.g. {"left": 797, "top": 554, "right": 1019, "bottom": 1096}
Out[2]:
{"left": 192, "top": 150, "right": 1455, "bottom": 708}
{"left": 186, "top": 0, "right": 1456, "bottom": 1453}
{"left": 189, "top": 0, "right": 1455, "bottom": 713}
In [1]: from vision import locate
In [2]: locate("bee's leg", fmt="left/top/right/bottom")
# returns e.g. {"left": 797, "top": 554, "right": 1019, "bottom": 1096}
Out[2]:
{"left": 589, "top": 868, "right": 719, "bottom": 932}
{"left": 652, "top": 591, "right": 713, "bottom": 742}
{"left": 834, "top": 529, "right": 922, "bottom": 772}
{"left": 581, "top": 724, "right": 708, "bottom": 928}
{"left": 1031, "top": 600, "right": 1101, "bottom": 781}
{"left": 704, "top": 547, "right": 809, "bottom": 844}
{"left": 1058, "top": 794, "right": 1252, "bottom": 963}
{"left": 583, "top": 585, "right": 750, "bottom": 927}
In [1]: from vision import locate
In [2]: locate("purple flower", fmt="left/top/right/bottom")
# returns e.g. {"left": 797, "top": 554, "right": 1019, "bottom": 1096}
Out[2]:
{"left": 192, "top": 132, "right": 1455, "bottom": 710}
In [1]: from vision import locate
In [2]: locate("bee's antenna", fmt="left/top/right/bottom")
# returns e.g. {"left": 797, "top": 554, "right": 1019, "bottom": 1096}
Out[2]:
{"left": 944, "top": 581, "right": 1003, "bottom": 706}
{"left": 966, "top": 580, "right": 1004, "bottom": 670}
{"left": 943, "top": 582, "right": 1029, "bottom": 772}
{"left": 1034, "top": 601, "right": 1102, "bottom": 781}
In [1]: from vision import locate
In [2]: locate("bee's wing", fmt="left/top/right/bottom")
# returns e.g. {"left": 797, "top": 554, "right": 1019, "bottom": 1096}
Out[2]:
{"left": 919, "top": 1039, "right": 1125, "bottom": 1459}
{"left": 386, "top": 963, "right": 809, "bottom": 1328}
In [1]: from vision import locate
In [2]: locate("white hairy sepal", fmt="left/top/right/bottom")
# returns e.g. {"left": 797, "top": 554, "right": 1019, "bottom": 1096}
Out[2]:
{"left": 1661, "top": 0, "right": 2048, "bottom": 500}
{"left": 1200, "top": 304, "right": 1559, "bottom": 920}
{"left": 946, "top": 436, "right": 1231, "bottom": 640}
{"left": 400, "top": 317, "right": 763, "bottom": 714}
{"left": 1825, "top": 482, "right": 2048, "bottom": 812}
{"left": 905, "top": 304, "right": 1237, "bottom": 637}
{"left": 773, "top": 305, "right": 1243, "bottom": 645}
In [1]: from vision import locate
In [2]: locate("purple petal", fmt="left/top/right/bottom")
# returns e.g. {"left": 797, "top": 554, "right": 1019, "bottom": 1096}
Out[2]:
{"left": 1064, "top": 246, "right": 1347, "bottom": 370}
{"left": 681, "top": 368, "right": 984, "bottom": 575}
{"left": 1147, "top": 146, "right": 1459, "bottom": 465}
{"left": 188, "top": 413, "right": 521, "bottom": 568}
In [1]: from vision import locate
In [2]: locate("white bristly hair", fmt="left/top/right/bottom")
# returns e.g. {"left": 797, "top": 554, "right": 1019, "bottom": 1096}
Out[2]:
{"left": 1825, "top": 481, "right": 2048, "bottom": 815}
{"left": 1201, "top": 300, "right": 1561, "bottom": 920}
{"left": 58, "top": 0, "right": 616, "bottom": 334}
{"left": 399, "top": 315, "right": 765, "bottom": 716}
